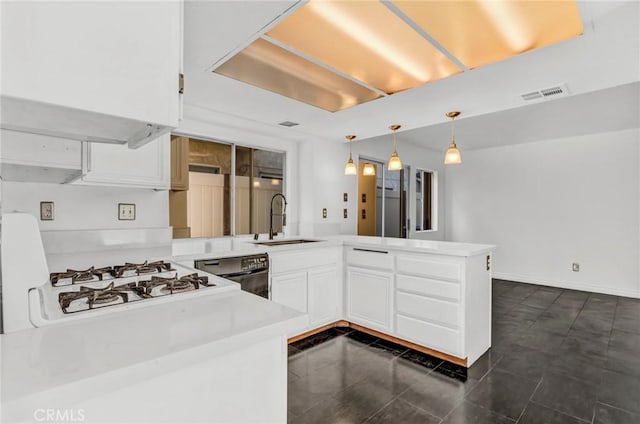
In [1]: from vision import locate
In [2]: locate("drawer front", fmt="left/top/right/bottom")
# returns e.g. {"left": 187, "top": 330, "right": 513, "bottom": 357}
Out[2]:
{"left": 271, "top": 247, "right": 340, "bottom": 274}
{"left": 396, "top": 314, "right": 460, "bottom": 356}
{"left": 345, "top": 248, "right": 394, "bottom": 271}
{"left": 396, "top": 292, "right": 460, "bottom": 327}
{"left": 396, "top": 274, "right": 460, "bottom": 301}
{"left": 396, "top": 255, "right": 462, "bottom": 282}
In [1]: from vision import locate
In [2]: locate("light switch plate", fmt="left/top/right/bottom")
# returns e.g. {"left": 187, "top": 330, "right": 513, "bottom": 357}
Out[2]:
{"left": 118, "top": 203, "right": 136, "bottom": 220}
{"left": 40, "top": 201, "right": 54, "bottom": 221}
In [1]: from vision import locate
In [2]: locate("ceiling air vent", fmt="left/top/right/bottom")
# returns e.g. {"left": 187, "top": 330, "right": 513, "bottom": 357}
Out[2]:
{"left": 278, "top": 121, "right": 299, "bottom": 127}
{"left": 521, "top": 83, "right": 569, "bottom": 101}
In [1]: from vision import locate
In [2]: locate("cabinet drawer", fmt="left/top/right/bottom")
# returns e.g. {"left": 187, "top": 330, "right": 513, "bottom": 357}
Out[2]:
{"left": 396, "top": 254, "right": 462, "bottom": 282}
{"left": 270, "top": 248, "right": 340, "bottom": 274}
{"left": 345, "top": 248, "right": 394, "bottom": 271}
{"left": 396, "top": 314, "right": 460, "bottom": 355}
{"left": 397, "top": 274, "right": 460, "bottom": 301}
{"left": 396, "top": 292, "right": 460, "bottom": 327}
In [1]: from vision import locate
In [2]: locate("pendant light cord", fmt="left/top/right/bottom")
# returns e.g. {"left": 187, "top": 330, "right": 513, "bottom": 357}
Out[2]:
{"left": 451, "top": 116, "right": 456, "bottom": 145}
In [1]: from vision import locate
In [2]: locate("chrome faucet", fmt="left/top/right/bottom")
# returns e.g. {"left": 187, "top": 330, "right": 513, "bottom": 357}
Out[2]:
{"left": 269, "top": 193, "right": 287, "bottom": 240}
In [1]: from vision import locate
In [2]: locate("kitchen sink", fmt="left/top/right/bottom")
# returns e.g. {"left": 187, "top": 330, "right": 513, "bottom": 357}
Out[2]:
{"left": 254, "top": 239, "right": 321, "bottom": 246}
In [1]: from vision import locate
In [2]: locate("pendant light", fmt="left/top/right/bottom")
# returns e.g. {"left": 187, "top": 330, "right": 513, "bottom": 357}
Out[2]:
{"left": 344, "top": 135, "right": 357, "bottom": 175}
{"left": 387, "top": 124, "right": 402, "bottom": 170}
{"left": 444, "top": 111, "right": 462, "bottom": 165}
{"left": 362, "top": 163, "right": 376, "bottom": 176}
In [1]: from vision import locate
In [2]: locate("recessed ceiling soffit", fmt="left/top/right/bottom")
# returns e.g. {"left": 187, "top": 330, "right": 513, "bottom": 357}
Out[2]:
{"left": 211, "top": 0, "right": 583, "bottom": 113}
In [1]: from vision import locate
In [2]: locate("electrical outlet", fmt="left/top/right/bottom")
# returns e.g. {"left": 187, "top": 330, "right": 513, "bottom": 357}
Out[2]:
{"left": 343, "top": 208, "right": 348, "bottom": 219}
{"left": 40, "top": 201, "right": 54, "bottom": 221}
{"left": 572, "top": 262, "right": 580, "bottom": 272}
{"left": 118, "top": 203, "right": 136, "bottom": 220}
{"left": 322, "top": 208, "right": 327, "bottom": 219}
{"left": 343, "top": 193, "right": 348, "bottom": 202}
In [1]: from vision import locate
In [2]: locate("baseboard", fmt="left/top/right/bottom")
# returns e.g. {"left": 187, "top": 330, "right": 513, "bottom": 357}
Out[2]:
{"left": 492, "top": 272, "right": 640, "bottom": 299}
{"left": 288, "top": 320, "right": 467, "bottom": 367}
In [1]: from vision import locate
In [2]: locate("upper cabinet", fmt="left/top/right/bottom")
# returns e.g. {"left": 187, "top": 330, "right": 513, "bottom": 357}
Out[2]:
{"left": 78, "top": 134, "right": 171, "bottom": 190}
{"left": 0, "top": 1, "right": 183, "bottom": 148}
{"left": 170, "top": 136, "right": 189, "bottom": 190}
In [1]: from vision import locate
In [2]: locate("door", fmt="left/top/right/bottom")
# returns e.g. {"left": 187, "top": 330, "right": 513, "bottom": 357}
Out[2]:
{"left": 271, "top": 272, "right": 307, "bottom": 313}
{"left": 346, "top": 267, "right": 393, "bottom": 332}
{"left": 307, "top": 266, "right": 339, "bottom": 327}
{"left": 357, "top": 158, "right": 409, "bottom": 238}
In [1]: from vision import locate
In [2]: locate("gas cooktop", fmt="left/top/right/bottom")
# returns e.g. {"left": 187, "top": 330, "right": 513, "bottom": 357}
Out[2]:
{"left": 29, "top": 260, "right": 239, "bottom": 325}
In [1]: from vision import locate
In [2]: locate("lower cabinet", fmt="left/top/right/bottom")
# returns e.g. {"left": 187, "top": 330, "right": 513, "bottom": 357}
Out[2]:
{"left": 271, "top": 272, "right": 307, "bottom": 313}
{"left": 307, "top": 267, "right": 340, "bottom": 328}
{"left": 270, "top": 247, "right": 343, "bottom": 336}
{"left": 345, "top": 267, "right": 393, "bottom": 333}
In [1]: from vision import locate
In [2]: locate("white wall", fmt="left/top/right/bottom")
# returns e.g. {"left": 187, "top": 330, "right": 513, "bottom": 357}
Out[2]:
{"left": 2, "top": 182, "right": 169, "bottom": 230}
{"left": 298, "top": 137, "right": 352, "bottom": 236}
{"left": 446, "top": 128, "right": 640, "bottom": 298}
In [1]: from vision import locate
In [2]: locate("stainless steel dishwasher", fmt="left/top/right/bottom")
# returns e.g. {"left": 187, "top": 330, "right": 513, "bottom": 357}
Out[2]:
{"left": 194, "top": 254, "right": 269, "bottom": 299}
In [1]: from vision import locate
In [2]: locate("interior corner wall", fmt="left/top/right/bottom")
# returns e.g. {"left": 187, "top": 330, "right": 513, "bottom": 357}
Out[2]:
{"left": 298, "top": 138, "right": 352, "bottom": 237}
{"left": 445, "top": 128, "right": 640, "bottom": 298}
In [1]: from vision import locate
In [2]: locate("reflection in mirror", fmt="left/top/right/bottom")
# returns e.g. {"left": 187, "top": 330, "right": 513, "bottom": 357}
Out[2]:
{"left": 415, "top": 169, "right": 435, "bottom": 231}
{"left": 357, "top": 158, "right": 408, "bottom": 238}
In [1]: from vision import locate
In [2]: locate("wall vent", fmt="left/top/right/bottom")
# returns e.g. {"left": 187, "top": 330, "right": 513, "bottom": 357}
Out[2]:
{"left": 521, "top": 83, "right": 569, "bottom": 101}
{"left": 278, "top": 121, "right": 299, "bottom": 127}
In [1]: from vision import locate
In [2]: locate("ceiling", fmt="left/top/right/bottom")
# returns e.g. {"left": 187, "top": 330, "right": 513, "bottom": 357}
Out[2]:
{"left": 182, "top": 1, "right": 640, "bottom": 148}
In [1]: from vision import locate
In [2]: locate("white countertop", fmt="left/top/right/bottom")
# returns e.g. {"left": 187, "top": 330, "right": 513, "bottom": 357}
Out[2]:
{"left": 171, "top": 235, "right": 495, "bottom": 262}
{"left": 1, "top": 291, "right": 307, "bottom": 404}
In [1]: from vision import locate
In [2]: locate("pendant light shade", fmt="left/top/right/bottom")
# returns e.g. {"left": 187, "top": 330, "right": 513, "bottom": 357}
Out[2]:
{"left": 344, "top": 135, "right": 357, "bottom": 175}
{"left": 444, "top": 111, "right": 462, "bottom": 165}
{"left": 387, "top": 124, "right": 403, "bottom": 170}
{"left": 362, "top": 163, "right": 376, "bottom": 176}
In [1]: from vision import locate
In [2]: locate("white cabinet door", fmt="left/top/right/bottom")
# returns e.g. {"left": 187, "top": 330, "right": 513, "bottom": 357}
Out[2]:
{"left": 1, "top": 1, "right": 182, "bottom": 127}
{"left": 271, "top": 272, "right": 307, "bottom": 313}
{"left": 346, "top": 267, "right": 393, "bottom": 332}
{"left": 307, "top": 266, "right": 340, "bottom": 328}
{"left": 79, "top": 134, "right": 170, "bottom": 189}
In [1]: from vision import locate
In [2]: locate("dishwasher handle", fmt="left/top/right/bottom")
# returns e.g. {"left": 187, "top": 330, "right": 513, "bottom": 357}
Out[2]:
{"left": 219, "top": 269, "right": 267, "bottom": 278}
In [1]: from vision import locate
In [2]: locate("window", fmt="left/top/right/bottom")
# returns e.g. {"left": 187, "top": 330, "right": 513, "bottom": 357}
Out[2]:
{"left": 171, "top": 135, "right": 285, "bottom": 238}
{"left": 415, "top": 169, "right": 436, "bottom": 231}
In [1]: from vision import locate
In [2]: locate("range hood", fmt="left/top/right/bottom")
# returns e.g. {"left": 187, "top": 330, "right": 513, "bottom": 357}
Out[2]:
{"left": 0, "top": 129, "right": 83, "bottom": 184}
{"left": 1, "top": 96, "right": 171, "bottom": 149}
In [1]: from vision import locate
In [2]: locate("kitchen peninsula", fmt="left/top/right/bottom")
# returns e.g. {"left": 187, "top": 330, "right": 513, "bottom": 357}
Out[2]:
{"left": 173, "top": 235, "right": 495, "bottom": 367}
{"left": 1, "top": 290, "right": 307, "bottom": 423}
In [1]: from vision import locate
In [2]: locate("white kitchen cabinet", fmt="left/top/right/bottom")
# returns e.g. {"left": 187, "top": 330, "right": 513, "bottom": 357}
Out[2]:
{"left": 345, "top": 267, "right": 393, "bottom": 333}
{"left": 271, "top": 272, "right": 307, "bottom": 313}
{"left": 78, "top": 134, "right": 171, "bottom": 189}
{"left": 270, "top": 247, "right": 342, "bottom": 335}
{"left": 307, "top": 267, "right": 340, "bottom": 328}
{"left": 1, "top": 1, "right": 183, "bottom": 147}
{"left": 0, "top": 130, "right": 82, "bottom": 184}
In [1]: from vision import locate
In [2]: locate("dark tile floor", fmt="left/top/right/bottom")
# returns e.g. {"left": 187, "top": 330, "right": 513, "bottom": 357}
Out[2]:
{"left": 287, "top": 279, "right": 640, "bottom": 424}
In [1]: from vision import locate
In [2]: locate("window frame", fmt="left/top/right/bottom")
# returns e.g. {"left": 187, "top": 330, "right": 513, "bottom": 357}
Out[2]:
{"left": 172, "top": 131, "right": 287, "bottom": 237}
